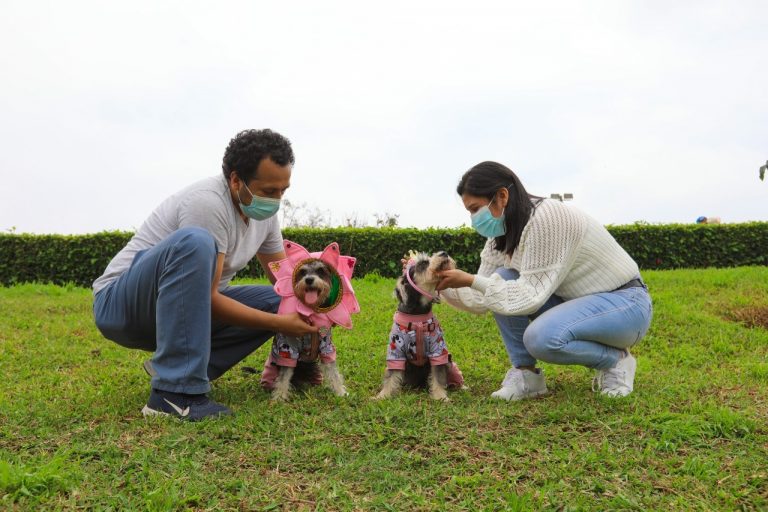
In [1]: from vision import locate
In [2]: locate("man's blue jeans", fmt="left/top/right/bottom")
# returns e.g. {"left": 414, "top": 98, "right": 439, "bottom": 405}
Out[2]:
{"left": 93, "top": 227, "right": 280, "bottom": 395}
{"left": 492, "top": 268, "right": 653, "bottom": 370}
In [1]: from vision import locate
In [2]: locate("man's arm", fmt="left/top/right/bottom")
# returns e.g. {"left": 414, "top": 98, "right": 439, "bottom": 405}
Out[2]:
{"left": 209, "top": 253, "right": 316, "bottom": 337}
{"left": 256, "top": 251, "right": 285, "bottom": 284}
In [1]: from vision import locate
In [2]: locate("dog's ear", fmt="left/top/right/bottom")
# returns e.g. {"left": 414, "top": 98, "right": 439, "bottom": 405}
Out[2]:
{"left": 394, "top": 285, "right": 403, "bottom": 304}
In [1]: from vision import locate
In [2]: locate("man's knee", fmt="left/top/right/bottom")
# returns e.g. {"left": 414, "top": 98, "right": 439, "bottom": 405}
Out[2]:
{"left": 222, "top": 285, "right": 281, "bottom": 313}
{"left": 170, "top": 227, "right": 218, "bottom": 261}
{"left": 265, "top": 289, "right": 280, "bottom": 313}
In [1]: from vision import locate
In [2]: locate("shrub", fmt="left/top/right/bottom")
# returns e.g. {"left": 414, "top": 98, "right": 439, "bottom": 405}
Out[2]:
{"left": 1, "top": 223, "right": 766, "bottom": 287}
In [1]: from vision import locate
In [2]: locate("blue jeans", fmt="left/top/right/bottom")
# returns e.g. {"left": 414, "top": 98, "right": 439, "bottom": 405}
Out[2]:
{"left": 492, "top": 268, "right": 653, "bottom": 370}
{"left": 93, "top": 227, "right": 280, "bottom": 394}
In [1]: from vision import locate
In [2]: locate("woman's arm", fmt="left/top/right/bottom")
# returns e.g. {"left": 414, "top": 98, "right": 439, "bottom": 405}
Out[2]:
{"left": 441, "top": 201, "right": 587, "bottom": 316}
{"left": 436, "top": 239, "right": 499, "bottom": 314}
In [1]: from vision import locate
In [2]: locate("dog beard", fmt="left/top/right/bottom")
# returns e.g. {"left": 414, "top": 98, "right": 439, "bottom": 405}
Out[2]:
{"left": 417, "top": 251, "right": 456, "bottom": 291}
{"left": 294, "top": 261, "right": 333, "bottom": 306}
{"left": 428, "top": 252, "right": 456, "bottom": 275}
{"left": 396, "top": 251, "right": 456, "bottom": 314}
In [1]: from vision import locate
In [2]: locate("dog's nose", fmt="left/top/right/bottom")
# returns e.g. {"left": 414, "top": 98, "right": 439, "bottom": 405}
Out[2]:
{"left": 305, "top": 277, "right": 314, "bottom": 285}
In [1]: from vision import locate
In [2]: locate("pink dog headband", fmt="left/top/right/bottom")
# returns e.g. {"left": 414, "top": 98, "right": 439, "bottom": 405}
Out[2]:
{"left": 405, "top": 260, "right": 440, "bottom": 303}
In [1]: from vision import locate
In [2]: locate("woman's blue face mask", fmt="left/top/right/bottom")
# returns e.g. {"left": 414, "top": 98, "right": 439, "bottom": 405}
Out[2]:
{"left": 239, "top": 182, "right": 281, "bottom": 220}
{"left": 470, "top": 194, "right": 506, "bottom": 238}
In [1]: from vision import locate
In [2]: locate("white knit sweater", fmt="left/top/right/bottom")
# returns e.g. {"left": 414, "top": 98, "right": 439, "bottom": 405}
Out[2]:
{"left": 441, "top": 199, "right": 640, "bottom": 316}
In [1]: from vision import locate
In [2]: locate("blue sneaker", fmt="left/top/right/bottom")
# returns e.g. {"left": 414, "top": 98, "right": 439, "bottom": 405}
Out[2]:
{"left": 141, "top": 388, "right": 232, "bottom": 421}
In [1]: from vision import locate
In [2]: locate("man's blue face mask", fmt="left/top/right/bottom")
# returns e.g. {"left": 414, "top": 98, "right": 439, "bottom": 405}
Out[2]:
{"left": 470, "top": 191, "right": 507, "bottom": 238}
{"left": 239, "top": 182, "right": 281, "bottom": 220}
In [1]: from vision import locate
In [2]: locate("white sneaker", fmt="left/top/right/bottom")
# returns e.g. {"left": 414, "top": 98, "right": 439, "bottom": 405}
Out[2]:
{"left": 593, "top": 353, "right": 637, "bottom": 397}
{"left": 490, "top": 368, "right": 547, "bottom": 401}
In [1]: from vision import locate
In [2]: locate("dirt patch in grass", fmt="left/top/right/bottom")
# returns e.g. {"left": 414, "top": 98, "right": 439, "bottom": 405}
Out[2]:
{"left": 722, "top": 306, "right": 768, "bottom": 329}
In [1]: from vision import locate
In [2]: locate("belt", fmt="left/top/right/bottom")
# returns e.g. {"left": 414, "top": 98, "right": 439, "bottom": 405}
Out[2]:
{"left": 613, "top": 278, "right": 646, "bottom": 292}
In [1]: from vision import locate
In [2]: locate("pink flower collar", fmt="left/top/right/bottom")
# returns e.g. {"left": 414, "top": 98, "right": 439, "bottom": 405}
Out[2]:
{"left": 268, "top": 240, "right": 360, "bottom": 329}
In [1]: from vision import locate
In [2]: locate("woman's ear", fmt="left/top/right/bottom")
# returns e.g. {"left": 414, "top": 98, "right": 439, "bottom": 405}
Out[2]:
{"left": 497, "top": 186, "right": 510, "bottom": 210}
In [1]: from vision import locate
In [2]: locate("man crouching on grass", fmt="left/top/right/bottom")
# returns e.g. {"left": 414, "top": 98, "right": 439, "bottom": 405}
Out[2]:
{"left": 92, "top": 129, "right": 317, "bottom": 420}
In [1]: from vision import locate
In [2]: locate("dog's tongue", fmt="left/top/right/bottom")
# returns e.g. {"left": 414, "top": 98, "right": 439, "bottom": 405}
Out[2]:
{"left": 304, "top": 290, "right": 319, "bottom": 305}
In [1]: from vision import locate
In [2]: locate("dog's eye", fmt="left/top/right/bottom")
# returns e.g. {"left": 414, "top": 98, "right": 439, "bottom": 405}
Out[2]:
{"left": 297, "top": 268, "right": 307, "bottom": 279}
{"left": 316, "top": 268, "right": 329, "bottom": 280}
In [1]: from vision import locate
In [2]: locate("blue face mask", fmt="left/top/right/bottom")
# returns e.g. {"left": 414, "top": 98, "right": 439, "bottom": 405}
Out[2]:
{"left": 239, "top": 183, "right": 281, "bottom": 220}
{"left": 471, "top": 196, "right": 506, "bottom": 238}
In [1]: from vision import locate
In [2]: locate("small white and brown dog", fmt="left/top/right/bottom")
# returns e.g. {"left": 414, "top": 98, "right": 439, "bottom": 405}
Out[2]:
{"left": 261, "top": 258, "right": 348, "bottom": 401}
{"left": 375, "top": 251, "right": 465, "bottom": 401}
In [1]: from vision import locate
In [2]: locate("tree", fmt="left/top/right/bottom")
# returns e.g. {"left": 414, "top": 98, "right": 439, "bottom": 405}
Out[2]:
{"left": 760, "top": 160, "right": 767, "bottom": 181}
{"left": 373, "top": 212, "right": 400, "bottom": 228}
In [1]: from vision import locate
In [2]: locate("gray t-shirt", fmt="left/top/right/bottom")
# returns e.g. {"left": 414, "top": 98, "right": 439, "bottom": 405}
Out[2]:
{"left": 92, "top": 175, "right": 283, "bottom": 294}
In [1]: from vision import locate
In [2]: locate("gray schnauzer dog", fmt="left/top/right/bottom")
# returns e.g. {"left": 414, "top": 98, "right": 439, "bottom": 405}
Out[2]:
{"left": 261, "top": 258, "right": 347, "bottom": 401}
{"left": 375, "top": 251, "right": 465, "bottom": 401}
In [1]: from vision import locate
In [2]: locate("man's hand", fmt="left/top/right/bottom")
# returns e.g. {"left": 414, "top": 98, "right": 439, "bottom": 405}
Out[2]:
{"left": 435, "top": 269, "right": 474, "bottom": 291}
{"left": 274, "top": 312, "right": 319, "bottom": 337}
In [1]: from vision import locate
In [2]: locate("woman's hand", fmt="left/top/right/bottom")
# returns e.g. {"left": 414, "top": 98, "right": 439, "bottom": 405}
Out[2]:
{"left": 274, "top": 312, "right": 319, "bottom": 337}
{"left": 435, "top": 269, "right": 475, "bottom": 291}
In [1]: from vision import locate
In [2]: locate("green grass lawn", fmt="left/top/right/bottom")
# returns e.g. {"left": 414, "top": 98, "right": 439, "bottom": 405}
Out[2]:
{"left": 1, "top": 267, "right": 766, "bottom": 511}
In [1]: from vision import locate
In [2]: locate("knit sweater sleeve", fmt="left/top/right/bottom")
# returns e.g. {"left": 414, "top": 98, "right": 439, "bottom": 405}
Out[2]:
{"left": 440, "top": 238, "right": 501, "bottom": 314}
{"left": 470, "top": 201, "right": 586, "bottom": 316}
{"left": 441, "top": 202, "right": 588, "bottom": 315}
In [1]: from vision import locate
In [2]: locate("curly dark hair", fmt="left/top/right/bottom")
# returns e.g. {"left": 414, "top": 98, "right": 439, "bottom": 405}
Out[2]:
{"left": 457, "top": 161, "right": 542, "bottom": 257}
{"left": 222, "top": 129, "right": 295, "bottom": 182}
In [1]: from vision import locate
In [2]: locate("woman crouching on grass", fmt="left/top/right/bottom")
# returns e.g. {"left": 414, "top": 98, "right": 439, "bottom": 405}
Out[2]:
{"left": 436, "top": 161, "right": 652, "bottom": 400}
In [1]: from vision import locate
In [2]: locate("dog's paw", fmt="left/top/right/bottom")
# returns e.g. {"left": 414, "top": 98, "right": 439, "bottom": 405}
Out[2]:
{"left": 271, "top": 390, "right": 291, "bottom": 402}
{"left": 429, "top": 389, "right": 450, "bottom": 401}
{"left": 332, "top": 387, "right": 349, "bottom": 397}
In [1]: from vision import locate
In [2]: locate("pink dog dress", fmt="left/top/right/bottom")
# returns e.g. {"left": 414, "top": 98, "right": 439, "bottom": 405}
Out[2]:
{"left": 260, "top": 331, "right": 336, "bottom": 390}
{"left": 386, "top": 311, "right": 464, "bottom": 388}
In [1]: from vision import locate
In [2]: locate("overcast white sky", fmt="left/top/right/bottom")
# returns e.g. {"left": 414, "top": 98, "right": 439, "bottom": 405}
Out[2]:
{"left": 1, "top": 1, "right": 766, "bottom": 234}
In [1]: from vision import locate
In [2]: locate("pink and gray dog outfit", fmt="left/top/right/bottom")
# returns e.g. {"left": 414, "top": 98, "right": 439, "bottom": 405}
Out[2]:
{"left": 260, "top": 330, "right": 336, "bottom": 389}
{"left": 386, "top": 311, "right": 464, "bottom": 388}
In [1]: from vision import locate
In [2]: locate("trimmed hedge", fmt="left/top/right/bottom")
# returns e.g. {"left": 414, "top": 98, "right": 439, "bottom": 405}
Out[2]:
{"left": 1, "top": 223, "right": 766, "bottom": 288}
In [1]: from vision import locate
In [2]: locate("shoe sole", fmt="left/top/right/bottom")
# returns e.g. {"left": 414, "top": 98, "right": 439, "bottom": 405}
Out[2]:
{"left": 491, "top": 388, "right": 548, "bottom": 401}
{"left": 141, "top": 405, "right": 174, "bottom": 418}
{"left": 141, "top": 405, "right": 232, "bottom": 421}
{"left": 599, "top": 389, "right": 632, "bottom": 397}
{"left": 143, "top": 360, "right": 157, "bottom": 378}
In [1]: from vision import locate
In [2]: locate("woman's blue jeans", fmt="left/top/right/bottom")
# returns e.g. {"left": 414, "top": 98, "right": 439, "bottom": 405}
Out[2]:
{"left": 93, "top": 227, "right": 280, "bottom": 395}
{"left": 492, "top": 268, "right": 653, "bottom": 370}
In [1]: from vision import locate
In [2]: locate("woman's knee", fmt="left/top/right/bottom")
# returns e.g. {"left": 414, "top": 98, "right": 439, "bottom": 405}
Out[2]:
{"left": 494, "top": 267, "right": 520, "bottom": 281}
{"left": 523, "top": 319, "right": 567, "bottom": 361}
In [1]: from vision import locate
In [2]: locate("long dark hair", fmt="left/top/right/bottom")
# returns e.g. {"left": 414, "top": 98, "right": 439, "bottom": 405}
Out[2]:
{"left": 456, "top": 161, "right": 542, "bottom": 256}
